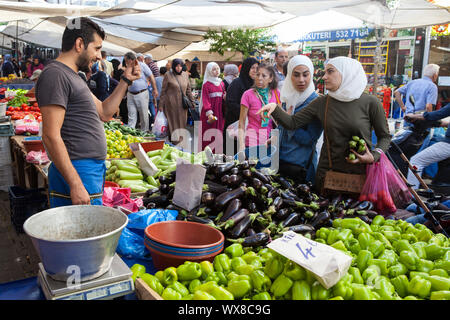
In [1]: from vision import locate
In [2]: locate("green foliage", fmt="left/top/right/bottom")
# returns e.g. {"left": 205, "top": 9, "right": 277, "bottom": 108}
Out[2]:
{"left": 203, "top": 28, "right": 276, "bottom": 60}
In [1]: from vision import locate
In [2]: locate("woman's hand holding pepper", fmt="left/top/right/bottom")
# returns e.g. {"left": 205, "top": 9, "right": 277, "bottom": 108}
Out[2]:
{"left": 346, "top": 147, "right": 375, "bottom": 165}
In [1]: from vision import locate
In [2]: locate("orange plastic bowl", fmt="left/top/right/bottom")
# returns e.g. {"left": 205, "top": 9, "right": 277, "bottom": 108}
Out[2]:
{"left": 144, "top": 220, "right": 224, "bottom": 270}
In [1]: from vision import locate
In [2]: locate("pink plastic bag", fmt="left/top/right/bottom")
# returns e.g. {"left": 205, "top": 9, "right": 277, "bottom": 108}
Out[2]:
{"left": 102, "top": 187, "right": 143, "bottom": 213}
{"left": 359, "top": 150, "right": 397, "bottom": 215}
{"left": 381, "top": 152, "right": 412, "bottom": 209}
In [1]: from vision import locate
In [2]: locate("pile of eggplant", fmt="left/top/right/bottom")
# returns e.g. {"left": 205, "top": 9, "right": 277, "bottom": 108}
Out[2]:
{"left": 140, "top": 159, "right": 378, "bottom": 248}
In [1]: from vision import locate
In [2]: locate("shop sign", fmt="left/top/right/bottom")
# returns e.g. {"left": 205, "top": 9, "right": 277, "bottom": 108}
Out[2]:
{"left": 296, "top": 28, "right": 373, "bottom": 42}
{"left": 399, "top": 40, "right": 411, "bottom": 50}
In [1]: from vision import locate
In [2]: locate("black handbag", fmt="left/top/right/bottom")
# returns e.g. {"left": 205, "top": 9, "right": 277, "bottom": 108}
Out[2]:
{"left": 173, "top": 72, "right": 194, "bottom": 110}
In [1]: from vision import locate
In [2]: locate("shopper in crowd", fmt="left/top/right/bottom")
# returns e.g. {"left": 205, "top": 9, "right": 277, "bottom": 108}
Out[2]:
{"left": 145, "top": 54, "right": 160, "bottom": 77}
{"left": 36, "top": 17, "right": 141, "bottom": 207}
{"left": 124, "top": 51, "right": 153, "bottom": 131}
{"left": 27, "top": 56, "right": 44, "bottom": 78}
{"left": 223, "top": 57, "right": 259, "bottom": 155}
{"left": 155, "top": 66, "right": 167, "bottom": 108}
{"left": 21, "top": 58, "right": 32, "bottom": 78}
{"left": 189, "top": 63, "right": 200, "bottom": 79}
{"left": 158, "top": 58, "right": 195, "bottom": 145}
{"left": 110, "top": 58, "right": 127, "bottom": 120}
{"left": 223, "top": 63, "right": 239, "bottom": 92}
{"left": 404, "top": 102, "right": 450, "bottom": 189}
{"left": 278, "top": 55, "right": 322, "bottom": 184}
{"left": 238, "top": 63, "right": 280, "bottom": 154}
{"left": 101, "top": 50, "right": 113, "bottom": 77}
{"left": 11, "top": 58, "right": 20, "bottom": 76}
{"left": 2, "top": 54, "right": 16, "bottom": 77}
{"left": 110, "top": 58, "right": 122, "bottom": 81}
{"left": 273, "top": 48, "right": 289, "bottom": 86}
{"left": 199, "top": 62, "right": 226, "bottom": 151}
{"left": 90, "top": 61, "right": 109, "bottom": 101}
{"left": 257, "top": 56, "right": 391, "bottom": 193}
{"left": 27, "top": 69, "right": 42, "bottom": 94}
{"left": 136, "top": 53, "right": 159, "bottom": 126}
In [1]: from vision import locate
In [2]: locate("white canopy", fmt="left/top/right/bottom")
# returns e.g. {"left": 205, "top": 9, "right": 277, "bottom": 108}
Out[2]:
{"left": 0, "top": 0, "right": 448, "bottom": 59}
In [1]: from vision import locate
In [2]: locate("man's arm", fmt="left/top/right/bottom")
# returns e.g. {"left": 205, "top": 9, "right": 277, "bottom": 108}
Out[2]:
{"left": 41, "top": 105, "right": 90, "bottom": 204}
{"left": 394, "top": 90, "right": 406, "bottom": 112}
{"left": 148, "top": 72, "right": 159, "bottom": 98}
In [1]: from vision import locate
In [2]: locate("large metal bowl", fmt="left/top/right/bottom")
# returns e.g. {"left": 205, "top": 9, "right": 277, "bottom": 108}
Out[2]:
{"left": 23, "top": 205, "right": 128, "bottom": 282}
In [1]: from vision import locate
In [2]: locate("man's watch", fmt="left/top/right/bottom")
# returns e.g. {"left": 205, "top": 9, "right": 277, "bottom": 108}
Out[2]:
{"left": 121, "top": 75, "right": 132, "bottom": 86}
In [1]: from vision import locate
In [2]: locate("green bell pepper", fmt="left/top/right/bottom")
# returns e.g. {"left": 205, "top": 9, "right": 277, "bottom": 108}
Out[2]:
{"left": 168, "top": 281, "right": 190, "bottom": 297}
{"left": 403, "top": 295, "right": 420, "bottom": 300}
{"left": 200, "top": 260, "right": 214, "bottom": 280}
{"left": 409, "top": 271, "right": 430, "bottom": 279}
{"left": 162, "top": 287, "right": 182, "bottom": 300}
{"left": 224, "top": 243, "right": 244, "bottom": 258}
{"left": 356, "top": 250, "right": 374, "bottom": 272}
{"left": 250, "top": 269, "right": 272, "bottom": 292}
{"left": 311, "top": 281, "right": 331, "bottom": 300}
{"left": 227, "top": 275, "right": 252, "bottom": 299}
{"left": 226, "top": 271, "right": 239, "bottom": 282}
{"left": 283, "top": 260, "right": 306, "bottom": 280}
{"left": 252, "top": 291, "right": 272, "bottom": 300}
{"left": 336, "top": 229, "right": 353, "bottom": 243}
{"left": 408, "top": 276, "right": 431, "bottom": 299}
{"left": 192, "top": 290, "right": 216, "bottom": 300}
{"left": 258, "top": 248, "right": 274, "bottom": 263}
{"left": 316, "top": 227, "right": 331, "bottom": 241}
{"left": 327, "top": 229, "right": 341, "bottom": 245}
{"left": 264, "top": 256, "right": 284, "bottom": 280}
{"left": 181, "top": 294, "right": 193, "bottom": 300}
{"left": 241, "top": 251, "right": 259, "bottom": 264}
{"left": 371, "top": 215, "right": 385, "bottom": 226}
{"left": 231, "top": 257, "right": 247, "bottom": 273}
{"left": 373, "top": 232, "right": 393, "bottom": 250}
{"left": 331, "top": 240, "right": 351, "bottom": 255}
{"left": 378, "top": 249, "right": 398, "bottom": 267}
{"left": 347, "top": 238, "right": 362, "bottom": 255}
{"left": 399, "top": 250, "right": 419, "bottom": 270}
{"left": 329, "top": 296, "right": 345, "bottom": 300}
{"left": 393, "top": 239, "right": 415, "bottom": 254}
{"left": 424, "top": 243, "right": 447, "bottom": 261}
{"left": 416, "top": 228, "right": 433, "bottom": 242}
{"left": 374, "top": 276, "right": 396, "bottom": 300}
{"left": 388, "top": 263, "right": 408, "bottom": 278}
{"left": 368, "top": 259, "right": 388, "bottom": 276}
{"left": 140, "top": 273, "right": 164, "bottom": 296}
{"left": 382, "top": 230, "right": 402, "bottom": 243}
{"left": 430, "top": 269, "right": 448, "bottom": 277}
{"left": 433, "top": 259, "right": 450, "bottom": 272}
{"left": 368, "top": 240, "right": 385, "bottom": 258}
{"left": 401, "top": 233, "right": 418, "bottom": 243}
{"left": 348, "top": 266, "right": 364, "bottom": 285}
{"left": 430, "top": 290, "right": 450, "bottom": 300}
{"left": 188, "top": 279, "right": 202, "bottom": 294}
{"left": 205, "top": 271, "right": 228, "bottom": 286}
{"left": 358, "top": 233, "right": 373, "bottom": 251}
{"left": 292, "top": 280, "right": 311, "bottom": 300}
{"left": 362, "top": 265, "right": 381, "bottom": 285}
{"left": 411, "top": 242, "right": 427, "bottom": 259}
{"left": 176, "top": 262, "right": 202, "bottom": 281}
{"left": 391, "top": 275, "right": 409, "bottom": 298}
{"left": 340, "top": 218, "right": 360, "bottom": 231}
{"left": 163, "top": 266, "right": 178, "bottom": 286}
{"left": 270, "top": 274, "right": 294, "bottom": 298}
{"left": 351, "top": 284, "right": 375, "bottom": 300}
{"left": 210, "top": 285, "right": 234, "bottom": 300}
{"left": 130, "top": 264, "right": 146, "bottom": 281}
{"left": 154, "top": 270, "right": 164, "bottom": 283}
{"left": 427, "top": 275, "right": 450, "bottom": 291}
{"left": 417, "top": 259, "right": 434, "bottom": 273}
{"left": 235, "top": 264, "right": 255, "bottom": 276}
{"left": 332, "top": 275, "right": 353, "bottom": 300}
{"left": 248, "top": 258, "right": 263, "bottom": 270}
{"left": 315, "top": 238, "right": 327, "bottom": 244}
{"left": 213, "top": 253, "right": 231, "bottom": 273}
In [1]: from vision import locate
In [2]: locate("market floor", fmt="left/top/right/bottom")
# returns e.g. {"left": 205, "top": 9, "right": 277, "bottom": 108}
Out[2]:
{"left": 0, "top": 191, "right": 40, "bottom": 284}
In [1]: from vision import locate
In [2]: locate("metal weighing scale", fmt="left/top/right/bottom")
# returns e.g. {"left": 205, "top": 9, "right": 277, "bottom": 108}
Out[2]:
{"left": 37, "top": 254, "right": 135, "bottom": 300}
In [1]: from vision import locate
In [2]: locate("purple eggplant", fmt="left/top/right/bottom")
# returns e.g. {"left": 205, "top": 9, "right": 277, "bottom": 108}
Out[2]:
{"left": 274, "top": 208, "right": 291, "bottom": 221}
{"left": 221, "top": 174, "right": 230, "bottom": 185}
{"left": 309, "top": 211, "right": 331, "bottom": 229}
{"left": 220, "top": 208, "right": 250, "bottom": 230}
{"left": 273, "top": 196, "right": 284, "bottom": 211}
{"left": 246, "top": 228, "right": 256, "bottom": 237}
{"left": 228, "top": 232, "right": 270, "bottom": 247}
{"left": 251, "top": 169, "right": 270, "bottom": 184}
{"left": 228, "top": 174, "right": 242, "bottom": 187}
{"left": 220, "top": 198, "right": 242, "bottom": 222}
{"left": 285, "top": 224, "right": 315, "bottom": 234}
{"left": 215, "top": 186, "right": 246, "bottom": 209}
{"left": 279, "top": 213, "right": 300, "bottom": 228}
{"left": 201, "top": 192, "right": 216, "bottom": 207}
{"left": 228, "top": 213, "right": 259, "bottom": 239}
{"left": 215, "top": 162, "right": 235, "bottom": 176}
{"left": 186, "top": 214, "right": 220, "bottom": 229}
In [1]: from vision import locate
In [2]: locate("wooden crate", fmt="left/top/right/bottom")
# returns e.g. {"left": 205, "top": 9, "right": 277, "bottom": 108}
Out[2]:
{"left": 134, "top": 278, "right": 164, "bottom": 300}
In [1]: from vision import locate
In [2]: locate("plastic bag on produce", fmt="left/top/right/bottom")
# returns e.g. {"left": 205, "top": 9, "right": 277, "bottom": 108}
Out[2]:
{"left": 25, "top": 150, "right": 49, "bottom": 165}
{"left": 268, "top": 232, "right": 353, "bottom": 289}
{"left": 14, "top": 117, "right": 39, "bottom": 135}
{"left": 102, "top": 187, "right": 143, "bottom": 212}
{"left": 381, "top": 151, "right": 412, "bottom": 209}
{"left": 152, "top": 111, "right": 168, "bottom": 138}
{"left": 359, "top": 149, "right": 396, "bottom": 214}
{"left": 116, "top": 209, "right": 178, "bottom": 260}
{"left": 172, "top": 158, "right": 206, "bottom": 211}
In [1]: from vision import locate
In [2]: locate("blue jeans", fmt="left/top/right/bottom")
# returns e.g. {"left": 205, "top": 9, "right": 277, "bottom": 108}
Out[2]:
{"left": 48, "top": 159, "right": 106, "bottom": 208}
{"left": 148, "top": 86, "right": 155, "bottom": 120}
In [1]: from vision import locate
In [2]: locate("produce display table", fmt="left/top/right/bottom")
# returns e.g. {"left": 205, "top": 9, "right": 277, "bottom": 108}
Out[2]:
{"left": 9, "top": 135, "right": 48, "bottom": 190}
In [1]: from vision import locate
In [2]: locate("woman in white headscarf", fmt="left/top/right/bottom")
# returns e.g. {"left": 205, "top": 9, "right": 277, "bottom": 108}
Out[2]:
{"left": 257, "top": 56, "right": 391, "bottom": 193}
{"left": 277, "top": 55, "right": 323, "bottom": 184}
{"left": 222, "top": 64, "right": 239, "bottom": 92}
{"left": 199, "top": 62, "right": 226, "bottom": 151}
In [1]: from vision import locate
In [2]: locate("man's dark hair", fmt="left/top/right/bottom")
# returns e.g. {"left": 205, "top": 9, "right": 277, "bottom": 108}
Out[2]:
{"left": 61, "top": 17, "right": 105, "bottom": 52}
{"left": 282, "top": 61, "right": 289, "bottom": 77}
{"left": 160, "top": 66, "right": 167, "bottom": 75}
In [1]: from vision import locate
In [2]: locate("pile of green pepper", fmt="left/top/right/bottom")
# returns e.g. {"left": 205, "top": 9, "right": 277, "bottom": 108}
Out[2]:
{"left": 131, "top": 217, "right": 449, "bottom": 300}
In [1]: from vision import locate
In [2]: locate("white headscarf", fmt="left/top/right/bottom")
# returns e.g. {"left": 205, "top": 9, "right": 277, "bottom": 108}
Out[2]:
{"left": 280, "top": 55, "right": 315, "bottom": 114}
{"left": 326, "top": 56, "right": 367, "bottom": 102}
{"left": 199, "top": 62, "right": 222, "bottom": 113}
{"left": 223, "top": 64, "right": 239, "bottom": 85}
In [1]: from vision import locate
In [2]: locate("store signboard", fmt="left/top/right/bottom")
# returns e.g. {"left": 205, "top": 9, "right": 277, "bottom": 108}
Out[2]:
{"left": 399, "top": 40, "right": 411, "bottom": 50}
{"left": 296, "top": 28, "right": 373, "bottom": 42}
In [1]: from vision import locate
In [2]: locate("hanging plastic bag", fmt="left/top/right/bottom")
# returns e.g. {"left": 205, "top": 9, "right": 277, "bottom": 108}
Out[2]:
{"left": 359, "top": 150, "right": 396, "bottom": 214}
{"left": 380, "top": 151, "right": 412, "bottom": 209}
{"left": 152, "top": 111, "right": 168, "bottom": 138}
{"left": 116, "top": 208, "right": 178, "bottom": 260}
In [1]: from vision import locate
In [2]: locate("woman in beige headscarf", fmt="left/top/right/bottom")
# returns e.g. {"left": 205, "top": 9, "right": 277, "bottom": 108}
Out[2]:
{"left": 159, "top": 58, "right": 195, "bottom": 145}
{"left": 258, "top": 56, "right": 392, "bottom": 193}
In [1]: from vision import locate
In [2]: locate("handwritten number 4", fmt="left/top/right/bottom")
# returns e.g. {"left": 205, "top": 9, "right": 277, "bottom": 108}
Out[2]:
{"left": 296, "top": 242, "right": 315, "bottom": 260}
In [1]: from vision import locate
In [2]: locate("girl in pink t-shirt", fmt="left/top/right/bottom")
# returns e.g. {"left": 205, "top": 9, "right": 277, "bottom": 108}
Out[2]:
{"left": 238, "top": 63, "right": 280, "bottom": 149}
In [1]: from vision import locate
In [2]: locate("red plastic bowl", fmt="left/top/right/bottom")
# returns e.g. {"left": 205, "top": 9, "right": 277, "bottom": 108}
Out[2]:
{"left": 144, "top": 220, "right": 224, "bottom": 270}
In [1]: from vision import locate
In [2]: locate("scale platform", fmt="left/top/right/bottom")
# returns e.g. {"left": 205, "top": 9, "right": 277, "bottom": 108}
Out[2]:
{"left": 37, "top": 254, "right": 134, "bottom": 300}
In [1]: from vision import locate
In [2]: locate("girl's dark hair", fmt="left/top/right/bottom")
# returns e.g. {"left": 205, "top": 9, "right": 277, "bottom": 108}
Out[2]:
{"left": 255, "top": 63, "right": 278, "bottom": 90}
{"left": 61, "top": 17, "right": 105, "bottom": 52}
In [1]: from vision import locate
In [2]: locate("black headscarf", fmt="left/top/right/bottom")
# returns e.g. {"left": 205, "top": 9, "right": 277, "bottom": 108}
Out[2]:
{"left": 172, "top": 58, "right": 184, "bottom": 75}
{"left": 239, "top": 57, "right": 259, "bottom": 91}
{"left": 189, "top": 63, "right": 200, "bottom": 79}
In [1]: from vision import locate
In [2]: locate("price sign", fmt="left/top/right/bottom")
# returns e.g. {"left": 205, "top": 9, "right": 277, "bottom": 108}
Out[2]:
{"left": 267, "top": 231, "right": 352, "bottom": 289}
